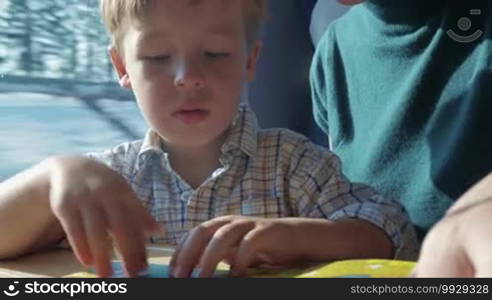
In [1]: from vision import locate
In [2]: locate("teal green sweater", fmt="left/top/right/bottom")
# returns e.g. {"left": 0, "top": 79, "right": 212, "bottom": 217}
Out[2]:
{"left": 311, "top": 0, "right": 492, "bottom": 239}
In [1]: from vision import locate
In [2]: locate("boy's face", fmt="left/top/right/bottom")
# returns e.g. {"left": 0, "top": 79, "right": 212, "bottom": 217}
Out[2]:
{"left": 111, "top": 0, "right": 260, "bottom": 148}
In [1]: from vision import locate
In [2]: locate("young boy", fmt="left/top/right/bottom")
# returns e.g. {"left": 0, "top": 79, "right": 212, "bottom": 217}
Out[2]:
{"left": 0, "top": 0, "right": 417, "bottom": 278}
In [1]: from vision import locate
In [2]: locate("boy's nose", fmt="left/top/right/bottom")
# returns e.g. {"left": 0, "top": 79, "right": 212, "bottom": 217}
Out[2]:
{"left": 174, "top": 65, "right": 205, "bottom": 90}
{"left": 175, "top": 77, "right": 204, "bottom": 89}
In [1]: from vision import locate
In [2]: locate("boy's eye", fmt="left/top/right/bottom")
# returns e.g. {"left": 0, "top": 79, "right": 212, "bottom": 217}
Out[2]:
{"left": 204, "top": 52, "right": 230, "bottom": 59}
{"left": 143, "top": 55, "right": 170, "bottom": 62}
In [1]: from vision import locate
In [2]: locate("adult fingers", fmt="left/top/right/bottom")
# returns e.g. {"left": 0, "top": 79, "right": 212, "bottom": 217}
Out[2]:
{"left": 463, "top": 208, "right": 492, "bottom": 277}
{"left": 415, "top": 219, "right": 469, "bottom": 277}
{"left": 474, "top": 259, "right": 492, "bottom": 277}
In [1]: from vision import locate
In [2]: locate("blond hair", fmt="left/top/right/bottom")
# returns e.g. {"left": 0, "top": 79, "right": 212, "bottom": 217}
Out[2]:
{"left": 100, "top": 0, "right": 267, "bottom": 50}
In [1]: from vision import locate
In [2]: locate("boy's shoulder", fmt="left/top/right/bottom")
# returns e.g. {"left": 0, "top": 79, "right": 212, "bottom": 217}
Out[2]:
{"left": 254, "top": 128, "right": 341, "bottom": 180}
{"left": 257, "top": 127, "right": 311, "bottom": 144}
{"left": 256, "top": 127, "right": 333, "bottom": 160}
{"left": 94, "top": 139, "right": 145, "bottom": 159}
{"left": 85, "top": 138, "right": 147, "bottom": 173}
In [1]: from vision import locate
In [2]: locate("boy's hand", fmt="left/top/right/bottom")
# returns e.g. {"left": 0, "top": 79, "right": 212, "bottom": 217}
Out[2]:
{"left": 48, "top": 156, "right": 162, "bottom": 277}
{"left": 169, "top": 216, "right": 307, "bottom": 278}
{"left": 170, "top": 216, "right": 393, "bottom": 278}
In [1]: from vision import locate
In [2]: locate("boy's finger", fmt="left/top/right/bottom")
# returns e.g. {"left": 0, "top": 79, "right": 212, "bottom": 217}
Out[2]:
{"left": 58, "top": 209, "right": 93, "bottom": 266}
{"left": 197, "top": 221, "right": 255, "bottom": 278}
{"left": 82, "top": 206, "right": 112, "bottom": 277}
{"left": 142, "top": 211, "right": 164, "bottom": 235}
{"left": 230, "top": 228, "right": 262, "bottom": 277}
{"left": 109, "top": 213, "right": 148, "bottom": 277}
{"left": 126, "top": 195, "right": 163, "bottom": 234}
{"left": 169, "top": 231, "right": 189, "bottom": 276}
{"left": 172, "top": 218, "right": 232, "bottom": 278}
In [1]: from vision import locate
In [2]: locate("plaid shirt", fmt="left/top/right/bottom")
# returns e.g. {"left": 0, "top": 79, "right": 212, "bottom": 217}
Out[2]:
{"left": 87, "top": 105, "right": 417, "bottom": 259}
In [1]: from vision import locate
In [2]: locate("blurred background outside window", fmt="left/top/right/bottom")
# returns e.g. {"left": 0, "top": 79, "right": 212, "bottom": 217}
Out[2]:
{"left": 0, "top": 0, "right": 147, "bottom": 180}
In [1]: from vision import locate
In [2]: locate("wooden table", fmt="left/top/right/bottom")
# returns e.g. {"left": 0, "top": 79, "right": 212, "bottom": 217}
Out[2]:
{"left": 0, "top": 245, "right": 176, "bottom": 278}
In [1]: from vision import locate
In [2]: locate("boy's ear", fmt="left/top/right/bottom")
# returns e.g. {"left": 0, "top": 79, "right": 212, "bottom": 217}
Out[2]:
{"left": 246, "top": 40, "right": 262, "bottom": 82}
{"left": 109, "top": 47, "right": 132, "bottom": 90}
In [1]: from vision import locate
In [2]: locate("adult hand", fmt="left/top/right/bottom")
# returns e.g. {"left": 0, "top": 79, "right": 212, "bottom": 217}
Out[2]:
{"left": 414, "top": 174, "right": 492, "bottom": 277}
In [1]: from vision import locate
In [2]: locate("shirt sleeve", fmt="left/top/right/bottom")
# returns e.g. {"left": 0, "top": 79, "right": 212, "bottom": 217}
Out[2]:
{"left": 289, "top": 141, "right": 419, "bottom": 260}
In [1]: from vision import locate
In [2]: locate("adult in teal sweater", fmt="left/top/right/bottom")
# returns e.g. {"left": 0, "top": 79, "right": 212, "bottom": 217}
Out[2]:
{"left": 311, "top": 0, "right": 492, "bottom": 240}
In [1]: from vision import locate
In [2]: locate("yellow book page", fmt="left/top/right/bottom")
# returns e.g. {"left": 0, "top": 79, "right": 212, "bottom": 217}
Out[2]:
{"left": 250, "top": 259, "right": 416, "bottom": 278}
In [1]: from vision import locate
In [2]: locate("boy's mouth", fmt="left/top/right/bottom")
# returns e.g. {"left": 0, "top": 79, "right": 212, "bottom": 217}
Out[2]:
{"left": 172, "top": 109, "right": 210, "bottom": 124}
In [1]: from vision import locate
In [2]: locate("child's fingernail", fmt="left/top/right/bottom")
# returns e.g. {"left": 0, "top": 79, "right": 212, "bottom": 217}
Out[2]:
{"left": 172, "top": 266, "right": 182, "bottom": 278}
{"left": 191, "top": 268, "right": 202, "bottom": 278}
{"left": 137, "top": 264, "right": 149, "bottom": 277}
